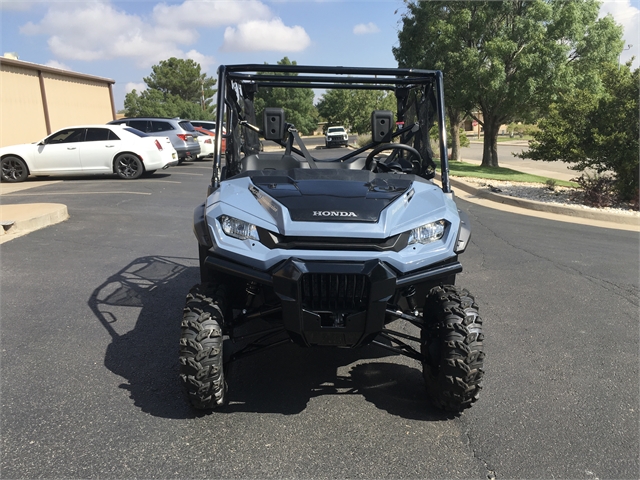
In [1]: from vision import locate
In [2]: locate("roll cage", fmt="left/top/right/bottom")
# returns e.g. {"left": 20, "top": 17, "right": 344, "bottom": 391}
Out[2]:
{"left": 210, "top": 64, "right": 450, "bottom": 195}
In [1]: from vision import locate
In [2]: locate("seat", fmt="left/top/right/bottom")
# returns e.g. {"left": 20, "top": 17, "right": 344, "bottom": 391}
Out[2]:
{"left": 313, "top": 157, "right": 367, "bottom": 170}
{"left": 240, "top": 153, "right": 302, "bottom": 172}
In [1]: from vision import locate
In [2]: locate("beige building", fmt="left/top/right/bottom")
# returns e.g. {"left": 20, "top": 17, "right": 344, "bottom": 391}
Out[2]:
{"left": 0, "top": 56, "right": 116, "bottom": 148}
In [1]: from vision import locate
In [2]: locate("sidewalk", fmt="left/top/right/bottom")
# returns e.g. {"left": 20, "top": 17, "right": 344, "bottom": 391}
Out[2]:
{"left": 0, "top": 181, "right": 68, "bottom": 244}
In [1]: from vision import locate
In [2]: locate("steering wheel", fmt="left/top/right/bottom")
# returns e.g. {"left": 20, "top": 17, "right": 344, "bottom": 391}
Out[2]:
{"left": 364, "top": 143, "right": 423, "bottom": 173}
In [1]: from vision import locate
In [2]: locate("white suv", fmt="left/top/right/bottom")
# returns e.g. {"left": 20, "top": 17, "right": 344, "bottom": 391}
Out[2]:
{"left": 325, "top": 126, "right": 349, "bottom": 148}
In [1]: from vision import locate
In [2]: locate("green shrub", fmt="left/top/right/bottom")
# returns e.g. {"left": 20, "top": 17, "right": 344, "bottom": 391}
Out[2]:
{"left": 507, "top": 123, "right": 539, "bottom": 138}
{"left": 520, "top": 63, "right": 639, "bottom": 201}
{"left": 357, "top": 134, "right": 372, "bottom": 148}
{"left": 571, "top": 173, "right": 618, "bottom": 208}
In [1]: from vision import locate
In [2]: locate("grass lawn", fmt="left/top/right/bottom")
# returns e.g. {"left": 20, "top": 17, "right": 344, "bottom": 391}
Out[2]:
{"left": 436, "top": 160, "right": 578, "bottom": 187}
{"left": 497, "top": 135, "right": 534, "bottom": 143}
{"left": 468, "top": 135, "right": 534, "bottom": 143}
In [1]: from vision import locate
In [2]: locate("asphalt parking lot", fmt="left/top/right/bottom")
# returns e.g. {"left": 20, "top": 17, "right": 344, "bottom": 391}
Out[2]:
{"left": 1, "top": 159, "right": 638, "bottom": 479}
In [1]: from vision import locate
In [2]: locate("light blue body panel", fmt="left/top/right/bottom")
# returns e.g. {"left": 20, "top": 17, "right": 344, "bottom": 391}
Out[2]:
{"left": 203, "top": 173, "right": 461, "bottom": 273}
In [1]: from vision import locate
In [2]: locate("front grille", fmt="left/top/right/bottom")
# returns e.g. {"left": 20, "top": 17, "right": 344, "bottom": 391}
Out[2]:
{"left": 301, "top": 273, "right": 369, "bottom": 311}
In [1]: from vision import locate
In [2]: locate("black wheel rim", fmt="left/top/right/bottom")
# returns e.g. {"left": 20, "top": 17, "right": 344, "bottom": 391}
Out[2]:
{"left": 117, "top": 155, "right": 140, "bottom": 178}
{"left": 2, "top": 158, "right": 24, "bottom": 181}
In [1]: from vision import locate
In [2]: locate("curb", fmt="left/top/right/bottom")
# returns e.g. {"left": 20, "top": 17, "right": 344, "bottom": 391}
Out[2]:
{"left": 0, "top": 203, "right": 69, "bottom": 240}
{"left": 468, "top": 140, "right": 529, "bottom": 147}
{"left": 449, "top": 177, "right": 638, "bottom": 226}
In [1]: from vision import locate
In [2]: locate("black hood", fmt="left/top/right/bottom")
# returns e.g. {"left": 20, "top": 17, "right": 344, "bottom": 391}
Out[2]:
{"left": 250, "top": 170, "right": 413, "bottom": 222}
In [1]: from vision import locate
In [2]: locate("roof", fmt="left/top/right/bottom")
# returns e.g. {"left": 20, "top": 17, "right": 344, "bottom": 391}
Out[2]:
{"left": 0, "top": 56, "right": 115, "bottom": 84}
{"left": 218, "top": 63, "right": 441, "bottom": 90}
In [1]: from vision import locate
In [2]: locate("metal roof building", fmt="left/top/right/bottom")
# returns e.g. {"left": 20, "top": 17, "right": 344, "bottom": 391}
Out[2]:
{"left": 0, "top": 56, "right": 116, "bottom": 147}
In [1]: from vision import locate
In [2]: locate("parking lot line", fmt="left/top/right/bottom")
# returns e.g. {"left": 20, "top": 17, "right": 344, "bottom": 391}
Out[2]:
{"left": 3, "top": 191, "right": 152, "bottom": 196}
{"left": 163, "top": 171, "right": 204, "bottom": 176}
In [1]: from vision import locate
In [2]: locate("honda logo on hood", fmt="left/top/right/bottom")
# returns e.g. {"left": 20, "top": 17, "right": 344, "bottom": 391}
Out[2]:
{"left": 313, "top": 211, "right": 358, "bottom": 217}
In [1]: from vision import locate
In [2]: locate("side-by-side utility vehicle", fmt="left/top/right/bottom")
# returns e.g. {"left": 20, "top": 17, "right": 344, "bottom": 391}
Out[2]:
{"left": 181, "top": 64, "right": 485, "bottom": 413}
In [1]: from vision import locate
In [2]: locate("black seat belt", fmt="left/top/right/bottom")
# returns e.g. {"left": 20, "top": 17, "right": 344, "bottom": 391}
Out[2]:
{"left": 288, "top": 127, "right": 318, "bottom": 169}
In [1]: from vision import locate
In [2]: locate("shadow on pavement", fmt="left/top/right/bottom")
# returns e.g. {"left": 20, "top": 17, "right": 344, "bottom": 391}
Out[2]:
{"left": 18, "top": 172, "right": 173, "bottom": 183}
{"left": 90, "top": 255, "right": 450, "bottom": 421}
{"left": 224, "top": 344, "right": 451, "bottom": 421}
{"left": 89, "top": 255, "right": 199, "bottom": 419}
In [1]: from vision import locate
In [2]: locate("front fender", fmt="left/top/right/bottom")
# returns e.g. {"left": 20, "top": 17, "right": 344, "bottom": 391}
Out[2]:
{"left": 454, "top": 209, "right": 471, "bottom": 254}
{"left": 193, "top": 203, "right": 213, "bottom": 247}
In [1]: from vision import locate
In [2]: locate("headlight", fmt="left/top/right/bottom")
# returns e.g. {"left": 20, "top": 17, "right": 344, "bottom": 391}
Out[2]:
{"left": 407, "top": 220, "right": 446, "bottom": 245}
{"left": 219, "top": 215, "right": 259, "bottom": 241}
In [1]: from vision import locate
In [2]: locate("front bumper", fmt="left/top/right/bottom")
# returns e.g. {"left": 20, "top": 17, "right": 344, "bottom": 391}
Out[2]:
{"left": 203, "top": 253, "right": 462, "bottom": 347}
{"left": 326, "top": 136, "right": 348, "bottom": 147}
{"left": 272, "top": 258, "right": 395, "bottom": 347}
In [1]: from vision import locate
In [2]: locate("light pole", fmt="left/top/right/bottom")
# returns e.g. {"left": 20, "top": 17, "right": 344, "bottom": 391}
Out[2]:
{"left": 200, "top": 77, "right": 205, "bottom": 111}
{"left": 619, "top": 44, "right": 632, "bottom": 69}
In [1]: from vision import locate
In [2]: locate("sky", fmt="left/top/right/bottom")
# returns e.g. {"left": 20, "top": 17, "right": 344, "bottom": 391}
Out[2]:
{"left": 1, "top": 0, "right": 638, "bottom": 111}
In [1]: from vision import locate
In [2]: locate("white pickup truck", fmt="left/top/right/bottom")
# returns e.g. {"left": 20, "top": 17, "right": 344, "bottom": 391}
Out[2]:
{"left": 325, "top": 125, "right": 349, "bottom": 148}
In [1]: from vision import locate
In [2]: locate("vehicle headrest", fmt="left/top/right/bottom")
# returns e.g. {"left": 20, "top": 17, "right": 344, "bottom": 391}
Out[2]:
{"left": 263, "top": 108, "right": 286, "bottom": 140}
{"left": 371, "top": 110, "right": 394, "bottom": 143}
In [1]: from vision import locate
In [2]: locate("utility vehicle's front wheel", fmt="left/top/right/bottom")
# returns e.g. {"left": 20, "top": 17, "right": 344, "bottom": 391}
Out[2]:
{"left": 179, "top": 283, "right": 228, "bottom": 410}
{"left": 421, "top": 285, "right": 484, "bottom": 413}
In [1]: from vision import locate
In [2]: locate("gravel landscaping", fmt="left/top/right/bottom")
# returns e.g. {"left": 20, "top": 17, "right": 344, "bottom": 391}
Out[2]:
{"left": 454, "top": 176, "right": 639, "bottom": 217}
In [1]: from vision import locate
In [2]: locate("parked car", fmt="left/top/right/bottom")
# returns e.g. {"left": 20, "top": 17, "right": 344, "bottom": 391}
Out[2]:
{"left": 192, "top": 122, "right": 264, "bottom": 153}
{"left": 193, "top": 126, "right": 227, "bottom": 155}
{"left": 193, "top": 126, "right": 213, "bottom": 136}
{"left": 189, "top": 120, "right": 228, "bottom": 133}
{"left": 193, "top": 130, "right": 214, "bottom": 159}
{"left": 190, "top": 121, "right": 229, "bottom": 151}
{"left": 108, "top": 117, "right": 200, "bottom": 163}
{"left": 325, "top": 125, "right": 349, "bottom": 147}
{"left": 0, "top": 125, "right": 178, "bottom": 183}
{"left": 189, "top": 120, "right": 218, "bottom": 131}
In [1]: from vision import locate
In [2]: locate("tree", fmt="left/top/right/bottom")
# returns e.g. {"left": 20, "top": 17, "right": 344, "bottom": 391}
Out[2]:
{"left": 394, "top": 2, "right": 474, "bottom": 160}
{"left": 519, "top": 62, "right": 639, "bottom": 201}
{"left": 124, "top": 88, "right": 205, "bottom": 119}
{"left": 394, "top": 0, "right": 624, "bottom": 167}
{"left": 317, "top": 88, "right": 397, "bottom": 134}
{"left": 124, "top": 57, "right": 216, "bottom": 119}
{"left": 254, "top": 57, "right": 317, "bottom": 136}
